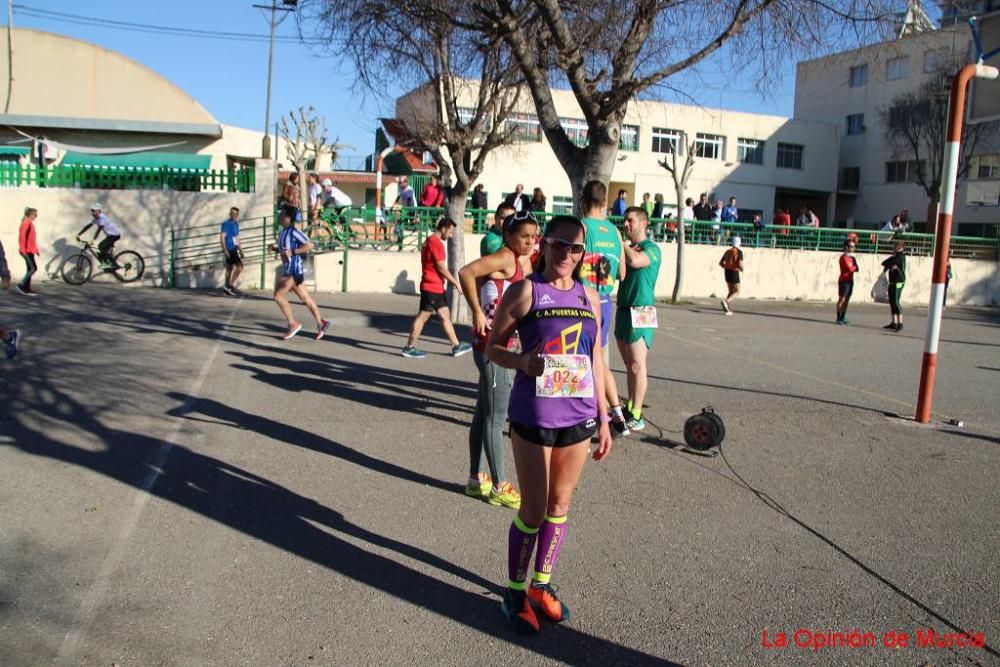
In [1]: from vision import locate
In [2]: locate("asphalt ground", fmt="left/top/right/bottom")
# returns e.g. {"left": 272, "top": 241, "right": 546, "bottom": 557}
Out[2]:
{"left": 1, "top": 283, "right": 998, "bottom": 667}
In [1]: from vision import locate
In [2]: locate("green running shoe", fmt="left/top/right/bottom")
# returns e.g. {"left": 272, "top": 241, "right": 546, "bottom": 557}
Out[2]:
{"left": 487, "top": 481, "right": 521, "bottom": 509}
{"left": 465, "top": 474, "right": 492, "bottom": 498}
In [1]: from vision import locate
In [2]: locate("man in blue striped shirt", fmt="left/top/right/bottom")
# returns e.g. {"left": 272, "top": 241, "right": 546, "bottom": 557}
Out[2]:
{"left": 273, "top": 213, "right": 329, "bottom": 341}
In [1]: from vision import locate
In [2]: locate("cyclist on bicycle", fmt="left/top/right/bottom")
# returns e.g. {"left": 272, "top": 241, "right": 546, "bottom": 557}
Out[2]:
{"left": 77, "top": 204, "right": 122, "bottom": 268}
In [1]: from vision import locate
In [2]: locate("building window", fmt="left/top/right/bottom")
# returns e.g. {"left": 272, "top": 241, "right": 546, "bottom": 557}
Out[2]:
{"left": 619, "top": 124, "right": 640, "bottom": 151}
{"left": 736, "top": 138, "right": 764, "bottom": 165}
{"left": 552, "top": 195, "right": 574, "bottom": 214}
{"left": 840, "top": 167, "right": 861, "bottom": 191}
{"left": 695, "top": 132, "right": 724, "bottom": 160}
{"left": 560, "top": 117, "right": 589, "bottom": 147}
{"left": 776, "top": 143, "right": 804, "bottom": 169}
{"left": 849, "top": 64, "right": 868, "bottom": 87}
{"left": 457, "top": 107, "right": 476, "bottom": 126}
{"left": 886, "top": 56, "right": 909, "bottom": 81}
{"left": 506, "top": 112, "right": 542, "bottom": 142}
{"left": 846, "top": 114, "right": 865, "bottom": 135}
{"left": 651, "top": 127, "right": 683, "bottom": 154}
{"left": 971, "top": 154, "right": 1000, "bottom": 179}
{"left": 885, "top": 160, "right": 924, "bottom": 183}
{"left": 924, "top": 48, "right": 949, "bottom": 73}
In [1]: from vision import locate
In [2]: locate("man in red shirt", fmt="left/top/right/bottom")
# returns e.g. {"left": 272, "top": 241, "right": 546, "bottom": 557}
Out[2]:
{"left": 419, "top": 174, "right": 445, "bottom": 208}
{"left": 773, "top": 206, "right": 792, "bottom": 236}
{"left": 836, "top": 239, "right": 859, "bottom": 324}
{"left": 401, "top": 218, "right": 472, "bottom": 358}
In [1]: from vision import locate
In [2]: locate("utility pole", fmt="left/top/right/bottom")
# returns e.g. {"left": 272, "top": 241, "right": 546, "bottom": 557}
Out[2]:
{"left": 5, "top": 0, "right": 14, "bottom": 113}
{"left": 253, "top": 0, "right": 297, "bottom": 158}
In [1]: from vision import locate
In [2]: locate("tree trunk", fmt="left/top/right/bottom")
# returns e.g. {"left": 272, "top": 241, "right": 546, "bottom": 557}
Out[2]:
{"left": 567, "top": 136, "right": 620, "bottom": 214}
{"left": 672, "top": 183, "right": 686, "bottom": 303}
{"left": 446, "top": 182, "right": 470, "bottom": 324}
{"left": 925, "top": 197, "right": 940, "bottom": 235}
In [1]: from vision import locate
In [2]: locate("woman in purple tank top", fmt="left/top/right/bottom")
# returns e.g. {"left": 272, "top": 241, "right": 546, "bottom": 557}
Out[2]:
{"left": 486, "top": 215, "right": 613, "bottom": 634}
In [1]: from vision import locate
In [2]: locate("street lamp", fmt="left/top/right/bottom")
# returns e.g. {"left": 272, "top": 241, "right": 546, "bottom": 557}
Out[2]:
{"left": 254, "top": 0, "right": 298, "bottom": 158}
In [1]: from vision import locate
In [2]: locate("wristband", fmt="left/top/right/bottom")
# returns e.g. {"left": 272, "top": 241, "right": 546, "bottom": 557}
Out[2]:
{"left": 599, "top": 414, "right": 611, "bottom": 424}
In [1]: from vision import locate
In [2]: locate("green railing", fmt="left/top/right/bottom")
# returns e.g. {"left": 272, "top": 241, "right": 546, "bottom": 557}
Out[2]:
{"left": 0, "top": 163, "right": 254, "bottom": 193}
{"left": 168, "top": 216, "right": 273, "bottom": 288}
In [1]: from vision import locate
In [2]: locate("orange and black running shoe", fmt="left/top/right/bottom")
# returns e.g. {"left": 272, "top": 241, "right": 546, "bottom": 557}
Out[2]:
{"left": 527, "top": 583, "right": 571, "bottom": 622}
{"left": 501, "top": 588, "right": 540, "bottom": 634}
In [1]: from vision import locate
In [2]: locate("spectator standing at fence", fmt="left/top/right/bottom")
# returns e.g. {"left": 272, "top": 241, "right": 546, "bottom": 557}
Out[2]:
{"left": 719, "top": 236, "right": 744, "bottom": 315}
{"left": 420, "top": 174, "right": 446, "bottom": 208}
{"left": 281, "top": 173, "right": 301, "bottom": 226}
{"left": 721, "top": 197, "right": 738, "bottom": 223}
{"left": 401, "top": 218, "right": 472, "bottom": 359}
{"left": 220, "top": 206, "right": 243, "bottom": 297}
{"left": 881, "top": 243, "right": 906, "bottom": 332}
{"left": 395, "top": 176, "right": 417, "bottom": 209}
{"left": 611, "top": 189, "right": 628, "bottom": 217}
{"left": 682, "top": 197, "right": 695, "bottom": 222}
{"left": 483, "top": 203, "right": 515, "bottom": 257}
{"left": 773, "top": 206, "right": 792, "bottom": 236}
{"left": 616, "top": 207, "right": 662, "bottom": 432}
{"left": 808, "top": 207, "right": 821, "bottom": 227}
{"left": 641, "top": 192, "right": 654, "bottom": 219}
{"left": 471, "top": 183, "right": 488, "bottom": 211}
{"left": 307, "top": 174, "right": 323, "bottom": 223}
{"left": 652, "top": 193, "right": 665, "bottom": 220}
{"left": 271, "top": 213, "right": 329, "bottom": 341}
{"left": 504, "top": 184, "right": 530, "bottom": 213}
{"left": 836, "top": 239, "right": 859, "bottom": 325}
{"left": 15, "top": 207, "right": 39, "bottom": 297}
{"left": 529, "top": 188, "right": 547, "bottom": 213}
{"left": 693, "top": 193, "right": 714, "bottom": 221}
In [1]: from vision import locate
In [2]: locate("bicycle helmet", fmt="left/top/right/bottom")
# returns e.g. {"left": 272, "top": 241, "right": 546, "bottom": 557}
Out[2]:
{"left": 321, "top": 178, "right": 333, "bottom": 187}
{"left": 90, "top": 203, "right": 102, "bottom": 212}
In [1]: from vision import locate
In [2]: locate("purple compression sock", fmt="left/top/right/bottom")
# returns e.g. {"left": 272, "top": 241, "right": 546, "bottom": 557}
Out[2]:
{"left": 507, "top": 515, "right": 539, "bottom": 589}
{"left": 532, "top": 514, "right": 568, "bottom": 584}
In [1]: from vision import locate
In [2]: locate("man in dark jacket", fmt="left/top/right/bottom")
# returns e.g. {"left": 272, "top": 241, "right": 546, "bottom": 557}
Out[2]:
{"left": 692, "top": 193, "right": 714, "bottom": 221}
{"left": 502, "top": 184, "right": 530, "bottom": 212}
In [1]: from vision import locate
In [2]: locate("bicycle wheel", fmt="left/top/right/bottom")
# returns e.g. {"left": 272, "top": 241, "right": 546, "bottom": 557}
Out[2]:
{"left": 112, "top": 251, "right": 145, "bottom": 283}
{"left": 347, "top": 217, "right": 371, "bottom": 249}
{"left": 61, "top": 253, "right": 93, "bottom": 285}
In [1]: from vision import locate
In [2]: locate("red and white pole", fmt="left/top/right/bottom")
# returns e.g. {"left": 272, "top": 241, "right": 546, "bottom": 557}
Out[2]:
{"left": 915, "top": 63, "right": 999, "bottom": 423}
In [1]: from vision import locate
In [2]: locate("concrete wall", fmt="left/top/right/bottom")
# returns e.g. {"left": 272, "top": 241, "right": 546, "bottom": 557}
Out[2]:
{"left": 303, "top": 234, "right": 999, "bottom": 307}
{"left": 0, "top": 160, "right": 277, "bottom": 286}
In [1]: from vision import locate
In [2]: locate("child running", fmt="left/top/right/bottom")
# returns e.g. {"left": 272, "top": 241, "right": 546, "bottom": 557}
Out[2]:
{"left": 486, "top": 215, "right": 614, "bottom": 634}
{"left": 458, "top": 209, "right": 538, "bottom": 509}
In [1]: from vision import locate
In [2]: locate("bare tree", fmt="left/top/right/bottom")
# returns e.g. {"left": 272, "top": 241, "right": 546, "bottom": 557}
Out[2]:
{"left": 471, "top": 0, "right": 895, "bottom": 208}
{"left": 658, "top": 140, "right": 696, "bottom": 302}
{"left": 306, "top": 0, "right": 524, "bottom": 317}
{"left": 280, "top": 106, "right": 331, "bottom": 214}
{"left": 879, "top": 61, "right": 1000, "bottom": 232}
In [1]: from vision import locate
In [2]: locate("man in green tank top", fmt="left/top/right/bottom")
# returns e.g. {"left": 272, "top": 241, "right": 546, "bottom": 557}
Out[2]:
{"left": 615, "top": 207, "right": 662, "bottom": 432}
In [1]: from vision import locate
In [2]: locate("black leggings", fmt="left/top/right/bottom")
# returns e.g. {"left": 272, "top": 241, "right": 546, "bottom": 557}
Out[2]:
{"left": 98, "top": 235, "right": 120, "bottom": 262}
{"left": 20, "top": 253, "right": 36, "bottom": 290}
{"left": 888, "top": 283, "right": 904, "bottom": 316}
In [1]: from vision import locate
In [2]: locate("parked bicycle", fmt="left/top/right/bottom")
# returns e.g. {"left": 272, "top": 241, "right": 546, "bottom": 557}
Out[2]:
{"left": 305, "top": 206, "right": 376, "bottom": 250}
{"left": 60, "top": 240, "right": 145, "bottom": 284}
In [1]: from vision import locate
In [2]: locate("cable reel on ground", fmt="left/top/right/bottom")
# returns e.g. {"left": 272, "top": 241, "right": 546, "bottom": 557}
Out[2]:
{"left": 682, "top": 406, "right": 726, "bottom": 455}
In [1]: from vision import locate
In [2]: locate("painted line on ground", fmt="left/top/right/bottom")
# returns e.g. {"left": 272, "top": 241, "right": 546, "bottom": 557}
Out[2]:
{"left": 55, "top": 301, "right": 243, "bottom": 663}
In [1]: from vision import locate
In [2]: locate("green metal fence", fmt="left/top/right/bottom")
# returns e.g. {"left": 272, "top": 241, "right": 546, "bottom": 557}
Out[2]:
{"left": 0, "top": 163, "right": 254, "bottom": 193}
{"left": 168, "top": 216, "right": 274, "bottom": 288}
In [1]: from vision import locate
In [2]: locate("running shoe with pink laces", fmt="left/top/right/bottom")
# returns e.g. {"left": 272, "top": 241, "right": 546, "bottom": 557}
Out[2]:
{"left": 487, "top": 481, "right": 521, "bottom": 509}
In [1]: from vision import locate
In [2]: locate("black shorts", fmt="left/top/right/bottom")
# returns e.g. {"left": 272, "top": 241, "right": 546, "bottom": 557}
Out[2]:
{"left": 838, "top": 281, "right": 854, "bottom": 298}
{"left": 724, "top": 270, "right": 740, "bottom": 285}
{"left": 419, "top": 290, "right": 448, "bottom": 312}
{"left": 224, "top": 251, "right": 243, "bottom": 268}
{"left": 281, "top": 272, "right": 304, "bottom": 286}
{"left": 510, "top": 419, "right": 598, "bottom": 448}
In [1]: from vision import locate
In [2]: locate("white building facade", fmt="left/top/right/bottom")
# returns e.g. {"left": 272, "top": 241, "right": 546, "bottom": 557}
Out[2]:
{"left": 794, "top": 22, "right": 1000, "bottom": 234}
{"left": 395, "top": 85, "right": 841, "bottom": 225}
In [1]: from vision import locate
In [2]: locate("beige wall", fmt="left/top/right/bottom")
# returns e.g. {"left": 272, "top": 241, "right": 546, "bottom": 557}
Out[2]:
{"left": 1, "top": 28, "right": 216, "bottom": 124}
{"left": 301, "top": 234, "right": 998, "bottom": 307}
{"left": 0, "top": 161, "right": 277, "bottom": 286}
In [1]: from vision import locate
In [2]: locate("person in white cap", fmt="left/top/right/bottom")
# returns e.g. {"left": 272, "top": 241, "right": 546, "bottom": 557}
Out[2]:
{"left": 718, "top": 236, "right": 743, "bottom": 315}
{"left": 78, "top": 203, "right": 122, "bottom": 268}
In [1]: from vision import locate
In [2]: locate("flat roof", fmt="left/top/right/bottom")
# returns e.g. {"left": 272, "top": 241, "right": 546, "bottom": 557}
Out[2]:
{"left": 0, "top": 114, "right": 223, "bottom": 138}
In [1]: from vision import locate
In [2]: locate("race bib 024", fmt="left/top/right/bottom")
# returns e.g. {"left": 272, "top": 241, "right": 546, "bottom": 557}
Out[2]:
{"left": 630, "top": 306, "right": 659, "bottom": 329}
{"left": 536, "top": 354, "right": 594, "bottom": 398}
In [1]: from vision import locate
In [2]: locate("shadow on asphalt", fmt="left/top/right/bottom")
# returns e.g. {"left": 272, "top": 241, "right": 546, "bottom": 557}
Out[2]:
{"left": 5, "top": 384, "right": 678, "bottom": 665}
{"left": 631, "top": 425, "right": 1000, "bottom": 662}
